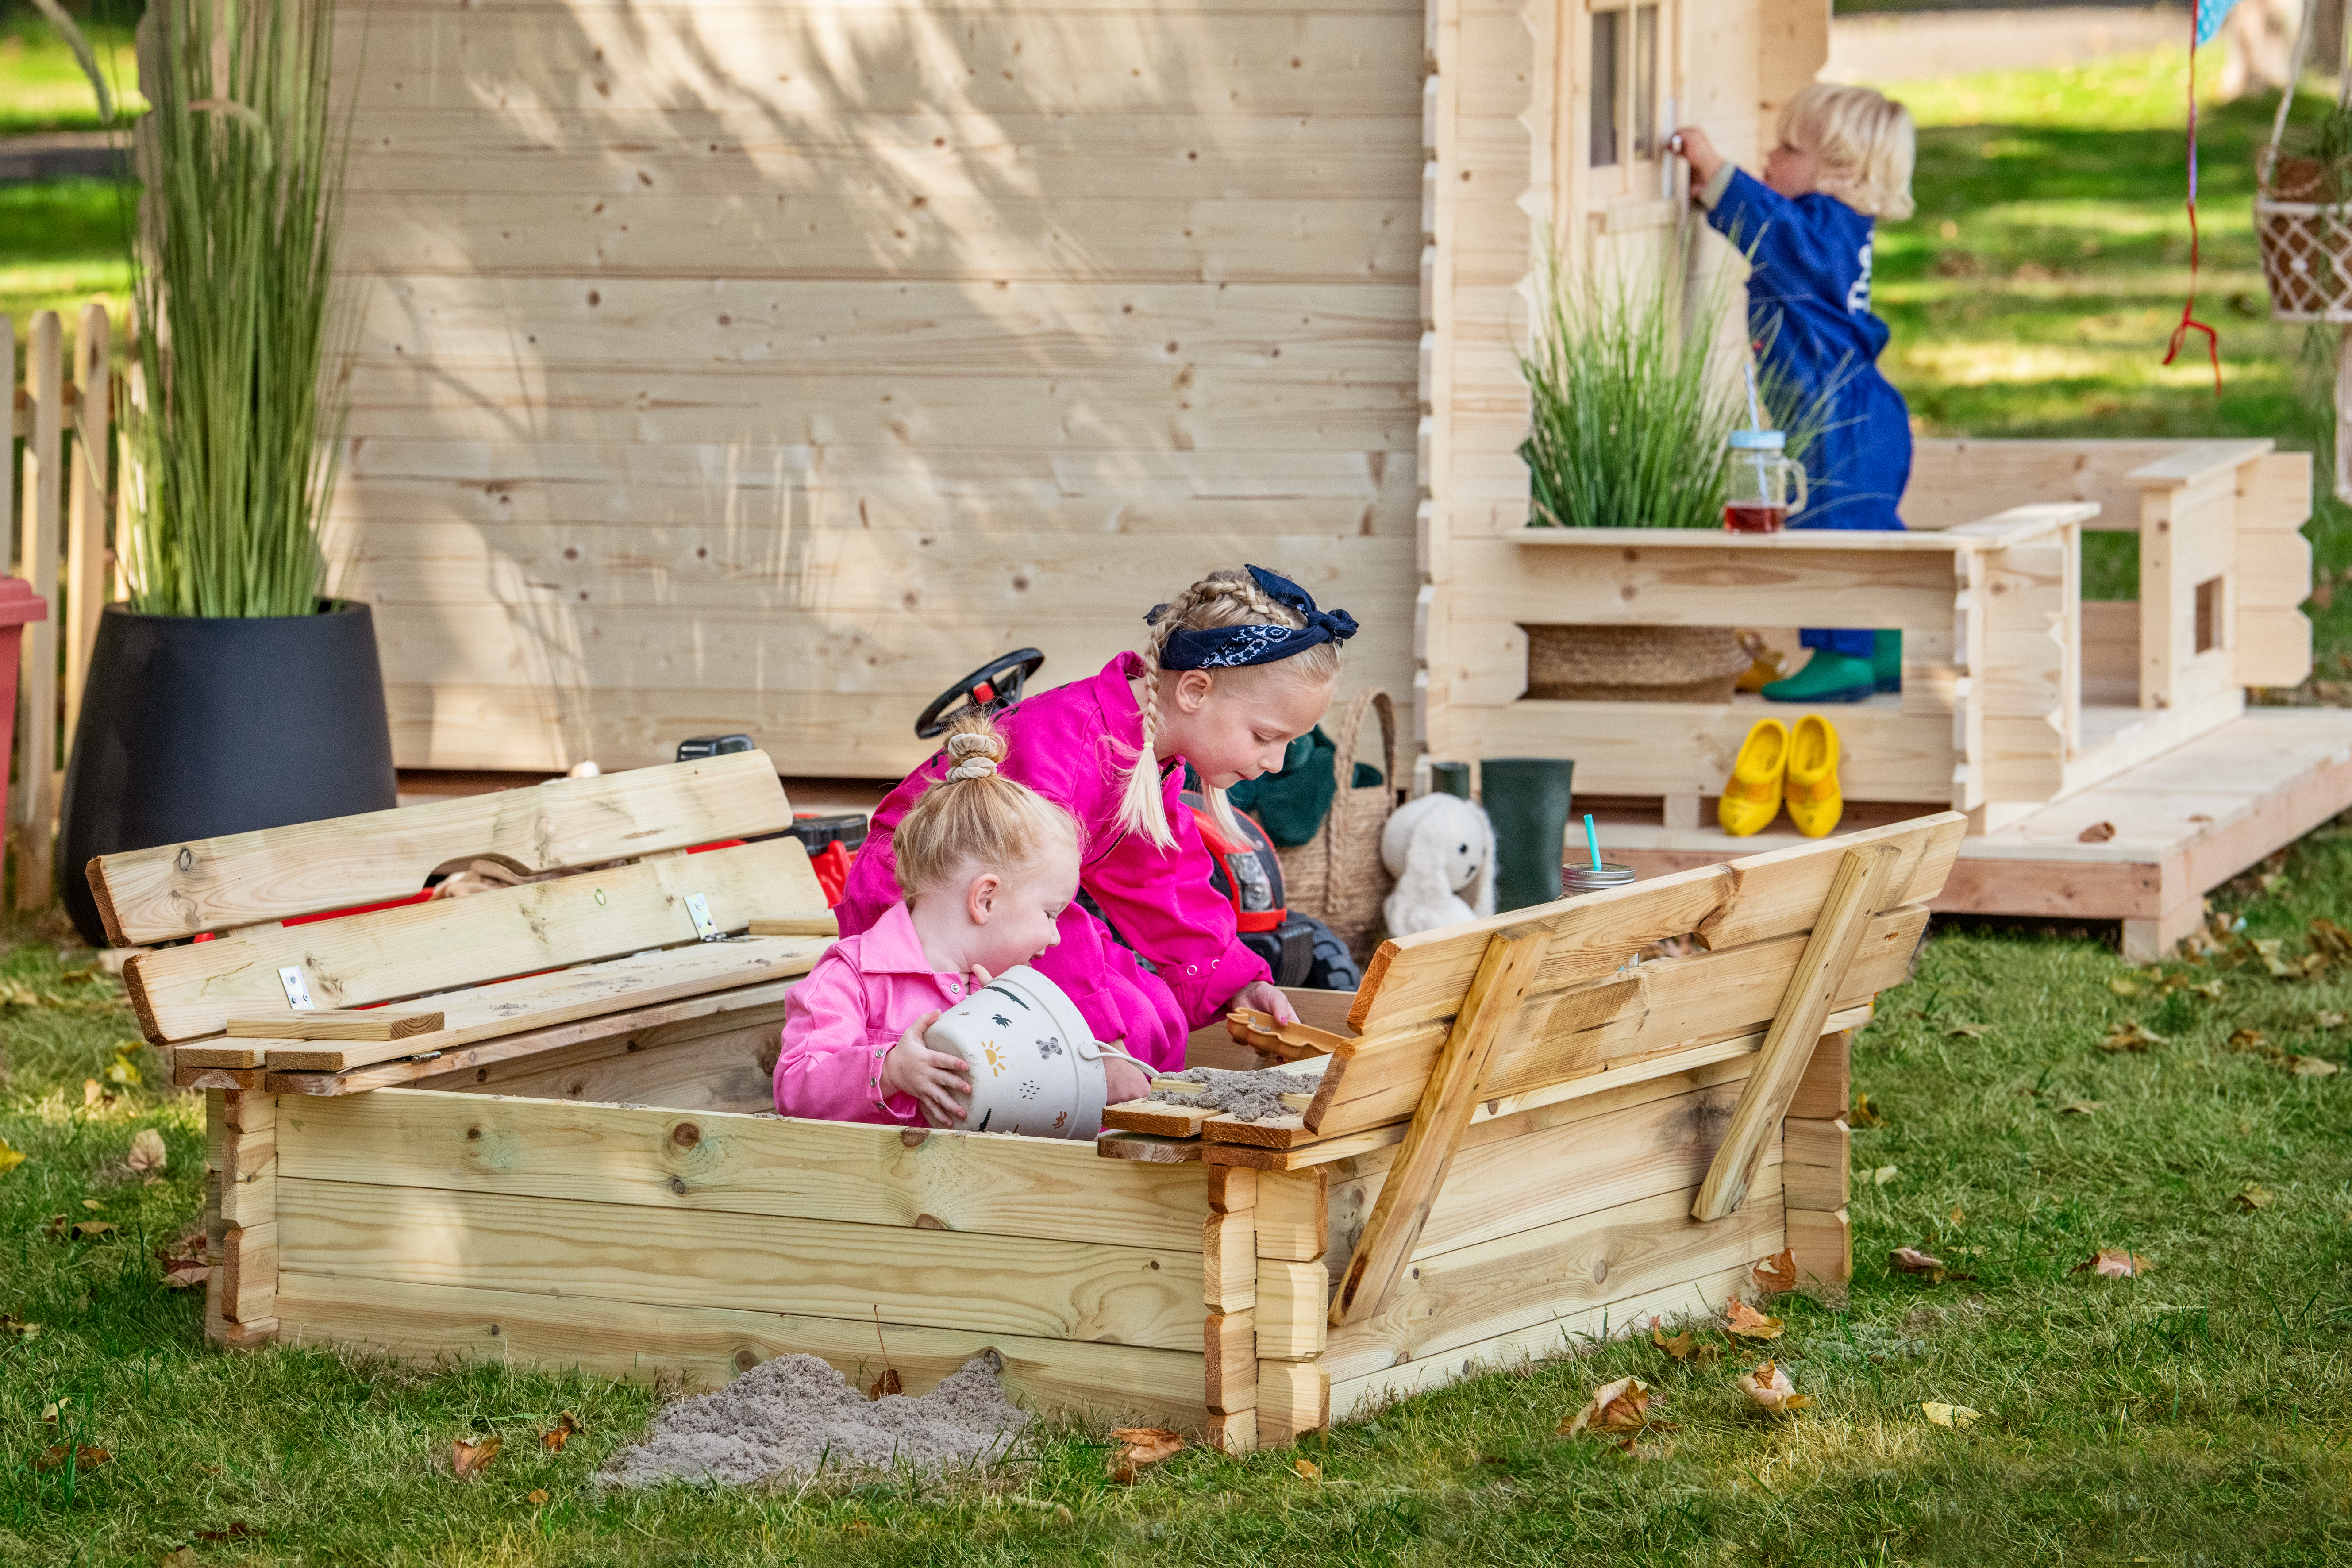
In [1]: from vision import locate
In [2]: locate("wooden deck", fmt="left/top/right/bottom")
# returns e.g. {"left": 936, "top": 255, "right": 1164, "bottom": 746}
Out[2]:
{"left": 1580, "top": 708, "right": 2352, "bottom": 961}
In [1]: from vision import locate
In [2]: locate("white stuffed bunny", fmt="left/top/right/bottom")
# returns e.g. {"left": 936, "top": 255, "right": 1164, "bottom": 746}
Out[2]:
{"left": 1380, "top": 793, "right": 1497, "bottom": 938}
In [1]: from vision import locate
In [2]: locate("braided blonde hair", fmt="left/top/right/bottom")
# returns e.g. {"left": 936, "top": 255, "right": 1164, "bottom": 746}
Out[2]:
{"left": 895, "top": 709, "right": 1083, "bottom": 898}
{"left": 1118, "top": 570, "right": 1343, "bottom": 851}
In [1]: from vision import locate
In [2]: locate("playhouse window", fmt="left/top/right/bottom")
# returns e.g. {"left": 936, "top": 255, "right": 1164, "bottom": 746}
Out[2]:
{"left": 1590, "top": 2, "right": 1665, "bottom": 169}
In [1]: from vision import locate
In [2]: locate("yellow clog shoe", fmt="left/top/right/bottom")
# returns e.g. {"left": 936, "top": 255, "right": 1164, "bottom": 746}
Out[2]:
{"left": 1718, "top": 719, "right": 1789, "bottom": 837}
{"left": 1734, "top": 629, "right": 1790, "bottom": 694}
{"left": 1784, "top": 714, "right": 1844, "bottom": 838}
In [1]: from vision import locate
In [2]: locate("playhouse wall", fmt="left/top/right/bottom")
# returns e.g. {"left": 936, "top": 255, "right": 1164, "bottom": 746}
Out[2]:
{"left": 325, "top": 0, "right": 1427, "bottom": 774}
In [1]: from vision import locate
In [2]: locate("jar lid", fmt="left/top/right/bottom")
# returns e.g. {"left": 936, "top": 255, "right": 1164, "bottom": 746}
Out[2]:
{"left": 1728, "top": 429, "right": 1787, "bottom": 451}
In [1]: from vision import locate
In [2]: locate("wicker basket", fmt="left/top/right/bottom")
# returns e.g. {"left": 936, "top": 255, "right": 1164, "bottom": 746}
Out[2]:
{"left": 1278, "top": 687, "right": 1397, "bottom": 961}
{"left": 1524, "top": 624, "right": 1751, "bottom": 702}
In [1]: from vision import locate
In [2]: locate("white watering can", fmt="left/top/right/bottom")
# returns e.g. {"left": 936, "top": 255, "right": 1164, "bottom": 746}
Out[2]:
{"left": 923, "top": 965, "right": 1143, "bottom": 1139}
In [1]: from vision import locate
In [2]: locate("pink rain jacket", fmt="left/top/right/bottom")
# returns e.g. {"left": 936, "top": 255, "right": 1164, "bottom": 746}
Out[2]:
{"left": 771, "top": 900, "right": 980, "bottom": 1125}
{"left": 834, "top": 652, "right": 1270, "bottom": 1075}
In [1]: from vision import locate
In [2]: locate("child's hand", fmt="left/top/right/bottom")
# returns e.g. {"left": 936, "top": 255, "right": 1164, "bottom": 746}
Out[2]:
{"left": 881, "top": 1010, "right": 974, "bottom": 1128}
{"left": 1102, "top": 1051, "right": 1151, "bottom": 1108}
{"left": 1235, "top": 979, "right": 1300, "bottom": 1026}
{"left": 1670, "top": 125, "right": 1725, "bottom": 185}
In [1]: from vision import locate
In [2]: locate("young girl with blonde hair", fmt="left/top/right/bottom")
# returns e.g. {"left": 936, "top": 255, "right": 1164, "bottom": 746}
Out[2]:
{"left": 833, "top": 566, "right": 1355, "bottom": 1082}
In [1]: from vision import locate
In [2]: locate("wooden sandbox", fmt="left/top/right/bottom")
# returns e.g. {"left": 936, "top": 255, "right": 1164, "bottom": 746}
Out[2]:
{"left": 114, "top": 754, "right": 1960, "bottom": 1445}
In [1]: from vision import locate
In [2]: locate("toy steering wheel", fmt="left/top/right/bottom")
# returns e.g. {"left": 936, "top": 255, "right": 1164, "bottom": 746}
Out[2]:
{"left": 916, "top": 648, "right": 1046, "bottom": 740}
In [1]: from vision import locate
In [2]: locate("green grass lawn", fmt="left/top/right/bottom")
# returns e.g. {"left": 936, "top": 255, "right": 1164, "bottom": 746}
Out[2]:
{"left": 7, "top": 44, "right": 2352, "bottom": 1568}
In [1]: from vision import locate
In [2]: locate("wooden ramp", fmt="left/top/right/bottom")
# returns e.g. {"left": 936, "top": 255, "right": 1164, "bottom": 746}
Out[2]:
{"left": 1589, "top": 709, "right": 2352, "bottom": 961}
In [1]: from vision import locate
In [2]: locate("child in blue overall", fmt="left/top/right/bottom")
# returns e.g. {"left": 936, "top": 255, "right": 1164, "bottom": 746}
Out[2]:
{"left": 1674, "top": 85, "right": 1917, "bottom": 703}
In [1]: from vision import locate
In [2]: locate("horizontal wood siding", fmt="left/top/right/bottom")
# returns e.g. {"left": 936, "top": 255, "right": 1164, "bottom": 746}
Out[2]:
{"left": 331, "top": 0, "right": 1425, "bottom": 771}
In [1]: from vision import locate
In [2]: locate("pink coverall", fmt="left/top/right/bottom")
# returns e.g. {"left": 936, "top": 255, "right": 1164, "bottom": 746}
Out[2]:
{"left": 828, "top": 651, "right": 1269, "bottom": 1082}
{"left": 770, "top": 900, "right": 984, "bottom": 1125}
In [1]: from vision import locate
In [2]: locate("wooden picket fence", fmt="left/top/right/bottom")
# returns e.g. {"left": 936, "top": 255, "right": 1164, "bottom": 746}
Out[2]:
{"left": 4, "top": 302, "right": 119, "bottom": 913}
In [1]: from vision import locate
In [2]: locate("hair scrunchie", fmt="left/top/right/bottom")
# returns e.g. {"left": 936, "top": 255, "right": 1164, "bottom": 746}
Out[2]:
{"left": 1153, "top": 564, "right": 1359, "bottom": 672}
{"left": 944, "top": 732, "right": 1001, "bottom": 781}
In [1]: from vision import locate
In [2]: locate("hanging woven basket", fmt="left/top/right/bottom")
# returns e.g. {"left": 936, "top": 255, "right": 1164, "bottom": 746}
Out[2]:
{"left": 2256, "top": 0, "right": 2352, "bottom": 322}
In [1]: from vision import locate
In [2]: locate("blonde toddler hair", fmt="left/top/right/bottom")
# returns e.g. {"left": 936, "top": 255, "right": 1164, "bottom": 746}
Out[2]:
{"left": 894, "top": 709, "right": 1082, "bottom": 899}
{"left": 1117, "top": 570, "right": 1343, "bottom": 851}
{"left": 1781, "top": 83, "right": 1915, "bottom": 222}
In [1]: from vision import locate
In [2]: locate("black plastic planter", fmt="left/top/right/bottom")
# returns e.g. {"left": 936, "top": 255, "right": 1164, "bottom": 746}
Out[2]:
{"left": 58, "top": 602, "right": 397, "bottom": 946}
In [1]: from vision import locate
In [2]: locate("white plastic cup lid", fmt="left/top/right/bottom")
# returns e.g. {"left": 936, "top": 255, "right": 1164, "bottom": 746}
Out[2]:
{"left": 1728, "top": 429, "right": 1787, "bottom": 451}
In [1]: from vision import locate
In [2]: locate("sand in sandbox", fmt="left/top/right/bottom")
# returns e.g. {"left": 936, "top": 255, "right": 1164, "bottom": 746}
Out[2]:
{"left": 1146, "top": 1065, "right": 1316, "bottom": 1122}
{"left": 606, "top": 1351, "right": 1028, "bottom": 1488}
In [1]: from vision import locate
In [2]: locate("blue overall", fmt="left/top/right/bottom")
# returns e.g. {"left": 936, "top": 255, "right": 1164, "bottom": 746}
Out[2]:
{"left": 1707, "top": 169, "right": 1912, "bottom": 658}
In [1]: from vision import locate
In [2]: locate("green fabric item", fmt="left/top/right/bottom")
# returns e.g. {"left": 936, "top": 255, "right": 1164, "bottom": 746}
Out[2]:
{"left": 1873, "top": 628, "right": 1902, "bottom": 693}
{"left": 1224, "top": 726, "right": 1382, "bottom": 848}
{"left": 1761, "top": 650, "right": 1877, "bottom": 704}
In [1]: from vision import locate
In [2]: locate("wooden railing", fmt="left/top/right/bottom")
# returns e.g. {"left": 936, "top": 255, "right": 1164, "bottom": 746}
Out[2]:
{"left": 6, "top": 303, "right": 116, "bottom": 912}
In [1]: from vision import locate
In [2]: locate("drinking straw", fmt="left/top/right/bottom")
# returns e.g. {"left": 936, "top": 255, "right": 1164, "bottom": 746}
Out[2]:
{"left": 1742, "top": 362, "right": 1765, "bottom": 430}
{"left": 1583, "top": 813, "right": 1602, "bottom": 871}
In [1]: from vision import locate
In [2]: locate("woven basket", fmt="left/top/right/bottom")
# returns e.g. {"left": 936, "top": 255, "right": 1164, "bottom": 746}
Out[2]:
{"left": 1525, "top": 624, "right": 1750, "bottom": 702}
{"left": 1278, "top": 687, "right": 1397, "bottom": 961}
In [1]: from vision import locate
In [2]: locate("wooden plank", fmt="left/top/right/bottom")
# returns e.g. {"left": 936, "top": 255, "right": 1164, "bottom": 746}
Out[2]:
{"left": 1204, "top": 1409, "right": 1258, "bottom": 1456}
{"left": 1321, "top": 1175, "right": 1784, "bottom": 1385}
{"left": 175, "top": 1042, "right": 267, "bottom": 1071}
{"left": 125, "top": 836, "right": 821, "bottom": 1042}
{"left": 1694, "top": 813, "right": 1966, "bottom": 951}
{"left": 1785, "top": 1205, "right": 1851, "bottom": 1296}
{"left": 227, "top": 1009, "right": 444, "bottom": 1042}
{"left": 1307, "top": 908, "right": 1926, "bottom": 1143}
{"left": 277, "top": 1089, "right": 1211, "bottom": 1251}
{"left": 1208, "top": 1166, "right": 1257, "bottom": 1216}
{"left": 1329, "top": 925, "right": 1549, "bottom": 1325}
{"left": 254, "top": 935, "right": 825, "bottom": 1071}
{"left": 1205, "top": 1210, "right": 1257, "bottom": 1313}
{"left": 746, "top": 915, "right": 839, "bottom": 938}
{"left": 64, "top": 303, "right": 108, "bottom": 760}
{"left": 1255, "top": 1170, "right": 1329, "bottom": 1261}
{"left": 91, "top": 748, "right": 791, "bottom": 945}
{"left": 218, "top": 1095, "right": 276, "bottom": 1232}
{"left": 1327, "top": 1261, "right": 1753, "bottom": 1422}
{"left": 1782, "top": 1117, "right": 1849, "bottom": 1211}
{"left": 1256, "top": 1260, "right": 1328, "bottom": 1360}
{"left": 1693, "top": 845, "right": 1901, "bottom": 1222}
{"left": 222, "top": 1223, "right": 278, "bottom": 1323}
{"left": 1786, "top": 1029, "right": 1852, "bottom": 1121}
{"left": 277, "top": 1178, "right": 1206, "bottom": 1350}
{"left": 1096, "top": 1131, "right": 1204, "bottom": 1163}
{"left": 17, "top": 312, "right": 60, "bottom": 912}
{"left": 1204, "top": 1310, "right": 1257, "bottom": 1415}
{"left": 427, "top": 1012, "right": 780, "bottom": 1113}
{"left": 274, "top": 1272, "right": 1209, "bottom": 1428}
{"left": 1255, "top": 1360, "right": 1330, "bottom": 1445}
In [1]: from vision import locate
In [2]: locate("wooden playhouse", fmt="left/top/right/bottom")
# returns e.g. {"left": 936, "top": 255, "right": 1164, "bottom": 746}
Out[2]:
{"left": 315, "top": 0, "right": 2352, "bottom": 951}
{"left": 128, "top": 751, "right": 1960, "bottom": 1444}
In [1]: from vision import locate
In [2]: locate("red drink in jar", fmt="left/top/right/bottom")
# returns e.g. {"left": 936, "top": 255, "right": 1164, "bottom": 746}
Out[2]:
{"left": 1723, "top": 503, "right": 1788, "bottom": 534}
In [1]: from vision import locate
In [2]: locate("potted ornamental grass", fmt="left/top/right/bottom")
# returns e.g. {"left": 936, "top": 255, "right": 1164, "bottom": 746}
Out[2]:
{"left": 1514, "top": 235, "right": 1756, "bottom": 702}
{"left": 58, "top": 0, "right": 393, "bottom": 946}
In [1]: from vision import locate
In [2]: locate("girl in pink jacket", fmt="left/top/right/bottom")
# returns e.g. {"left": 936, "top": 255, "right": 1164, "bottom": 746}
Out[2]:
{"left": 773, "top": 711, "right": 1098, "bottom": 1126}
{"left": 835, "top": 566, "right": 1355, "bottom": 1078}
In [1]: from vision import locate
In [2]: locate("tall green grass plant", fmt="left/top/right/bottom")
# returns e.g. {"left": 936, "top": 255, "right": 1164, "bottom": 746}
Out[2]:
{"left": 1517, "top": 230, "right": 1742, "bottom": 529}
{"left": 124, "top": 0, "right": 352, "bottom": 619}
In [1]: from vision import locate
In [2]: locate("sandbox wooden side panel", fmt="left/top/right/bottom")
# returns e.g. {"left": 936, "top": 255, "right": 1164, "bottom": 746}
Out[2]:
{"left": 272, "top": 1094, "right": 1216, "bottom": 1426}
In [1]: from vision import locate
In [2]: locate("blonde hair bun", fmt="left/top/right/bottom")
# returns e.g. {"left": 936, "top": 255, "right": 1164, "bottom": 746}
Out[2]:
{"left": 944, "top": 727, "right": 1005, "bottom": 780}
{"left": 894, "top": 708, "right": 1081, "bottom": 896}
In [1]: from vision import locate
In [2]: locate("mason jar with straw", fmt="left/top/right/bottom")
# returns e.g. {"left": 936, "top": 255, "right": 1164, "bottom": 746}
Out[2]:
{"left": 1562, "top": 812, "right": 1636, "bottom": 898}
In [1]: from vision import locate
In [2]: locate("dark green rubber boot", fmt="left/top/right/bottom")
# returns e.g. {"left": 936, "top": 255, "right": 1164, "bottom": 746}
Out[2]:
{"left": 1873, "top": 628, "right": 1902, "bottom": 693}
{"left": 1480, "top": 757, "right": 1575, "bottom": 912}
{"left": 1761, "top": 651, "right": 1876, "bottom": 705}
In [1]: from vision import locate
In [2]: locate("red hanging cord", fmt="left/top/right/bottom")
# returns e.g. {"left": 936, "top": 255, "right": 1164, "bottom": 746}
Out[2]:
{"left": 2163, "top": 4, "right": 2224, "bottom": 394}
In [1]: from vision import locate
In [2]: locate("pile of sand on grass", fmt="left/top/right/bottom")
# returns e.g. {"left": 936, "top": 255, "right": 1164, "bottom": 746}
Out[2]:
{"left": 605, "top": 1350, "right": 1028, "bottom": 1488}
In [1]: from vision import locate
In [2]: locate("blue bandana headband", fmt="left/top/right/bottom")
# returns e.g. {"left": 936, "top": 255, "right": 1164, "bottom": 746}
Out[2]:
{"left": 1151, "top": 566, "right": 1359, "bottom": 671}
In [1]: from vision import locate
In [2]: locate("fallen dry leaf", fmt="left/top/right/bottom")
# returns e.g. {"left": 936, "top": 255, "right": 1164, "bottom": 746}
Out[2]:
{"left": 1109, "top": 1426, "right": 1184, "bottom": 1482}
{"left": 1725, "top": 1301, "right": 1785, "bottom": 1341}
{"left": 104, "top": 1057, "right": 140, "bottom": 1088}
{"left": 160, "top": 1549, "right": 198, "bottom": 1568}
{"left": 2100, "top": 1021, "right": 2167, "bottom": 1054}
{"left": 541, "top": 1412, "right": 580, "bottom": 1454}
{"left": 2234, "top": 1183, "right": 2273, "bottom": 1212}
{"left": 34, "top": 1445, "right": 110, "bottom": 1472}
{"left": 2057, "top": 1099, "right": 2107, "bottom": 1115}
{"left": 1650, "top": 1325, "right": 1722, "bottom": 1364}
{"left": 2078, "top": 821, "right": 2117, "bottom": 843}
{"left": 1889, "top": 1246, "right": 1948, "bottom": 1283}
{"left": 1921, "top": 1402, "right": 1981, "bottom": 1429}
{"left": 2317, "top": 1010, "right": 2348, "bottom": 1030}
{"left": 1736, "top": 1360, "right": 1815, "bottom": 1415}
{"left": 1871, "top": 1165, "right": 1900, "bottom": 1187}
{"left": 2311, "top": 917, "right": 2352, "bottom": 962}
{"left": 866, "top": 1368, "right": 903, "bottom": 1400}
{"left": 1561, "top": 1375, "right": 1653, "bottom": 1436}
{"left": 1849, "top": 1093, "right": 1887, "bottom": 1128}
{"left": 42, "top": 1399, "right": 67, "bottom": 1425}
{"left": 1948, "top": 1205, "right": 1966, "bottom": 1226}
{"left": 2075, "top": 1248, "right": 2152, "bottom": 1279}
{"left": 2106, "top": 975, "right": 2142, "bottom": 997}
{"left": 1291, "top": 1456, "right": 1322, "bottom": 1480}
{"left": 0, "top": 1315, "right": 38, "bottom": 1339}
{"left": 451, "top": 1435, "right": 502, "bottom": 1479}
{"left": 0, "top": 1137, "right": 25, "bottom": 1177}
{"left": 1752, "top": 1248, "right": 1798, "bottom": 1297}
{"left": 2229, "top": 1027, "right": 2271, "bottom": 1054}
{"left": 126, "top": 1129, "right": 166, "bottom": 1175}
{"left": 74, "top": 1220, "right": 116, "bottom": 1238}
{"left": 82, "top": 1079, "right": 114, "bottom": 1109}
{"left": 527, "top": 1489, "right": 550, "bottom": 1506}
{"left": 2288, "top": 1055, "right": 2341, "bottom": 1077}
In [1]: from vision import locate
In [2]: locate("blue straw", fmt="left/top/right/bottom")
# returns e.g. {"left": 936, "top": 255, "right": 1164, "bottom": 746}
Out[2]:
{"left": 1583, "top": 813, "right": 1602, "bottom": 871}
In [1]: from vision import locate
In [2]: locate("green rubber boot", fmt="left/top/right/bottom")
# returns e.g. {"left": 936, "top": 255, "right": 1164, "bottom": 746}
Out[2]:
{"left": 1480, "top": 756, "right": 1575, "bottom": 912}
{"left": 1873, "top": 628, "right": 1902, "bottom": 693}
{"left": 1760, "top": 651, "right": 1876, "bottom": 704}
